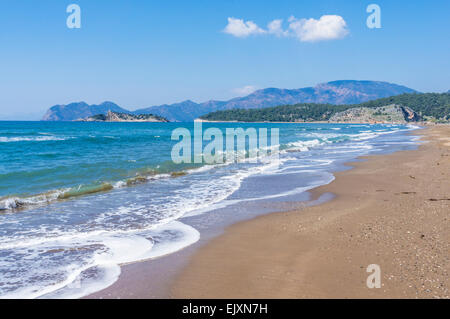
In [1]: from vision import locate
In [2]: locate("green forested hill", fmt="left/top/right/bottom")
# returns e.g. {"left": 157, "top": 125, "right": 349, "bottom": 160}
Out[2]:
{"left": 200, "top": 104, "right": 348, "bottom": 122}
{"left": 200, "top": 93, "right": 450, "bottom": 123}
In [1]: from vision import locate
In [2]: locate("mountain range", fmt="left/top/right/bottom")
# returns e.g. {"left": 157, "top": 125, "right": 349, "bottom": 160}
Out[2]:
{"left": 42, "top": 80, "right": 417, "bottom": 122}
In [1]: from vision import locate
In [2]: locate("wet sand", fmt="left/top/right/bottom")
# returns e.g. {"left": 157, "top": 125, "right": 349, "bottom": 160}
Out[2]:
{"left": 171, "top": 125, "right": 449, "bottom": 298}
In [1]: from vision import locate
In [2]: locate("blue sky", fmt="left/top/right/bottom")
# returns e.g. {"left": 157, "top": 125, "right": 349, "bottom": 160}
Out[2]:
{"left": 0, "top": 0, "right": 449, "bottom": 119}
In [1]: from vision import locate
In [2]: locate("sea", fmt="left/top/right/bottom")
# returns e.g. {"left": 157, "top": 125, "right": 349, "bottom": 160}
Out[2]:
{"left": 0, "top": 121, "right": 420, "bottom": 298}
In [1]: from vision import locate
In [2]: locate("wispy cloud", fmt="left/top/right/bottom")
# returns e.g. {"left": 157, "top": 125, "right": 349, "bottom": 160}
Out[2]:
{"left": 267, "top": 19, "right": 289, "bottom": 37}
{"left": 223, "top": 17, "right": 266, "bottom": 38}
{"left": 232, "top": 85, "right": 259, "bottom": 96}
{"left": 223, "top": 15, "right": 349, "bottom": 42}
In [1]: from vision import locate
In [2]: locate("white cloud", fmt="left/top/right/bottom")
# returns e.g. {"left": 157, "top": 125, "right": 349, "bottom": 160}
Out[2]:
{"left": 223, "top": 15, "right": 349, "bottom": 42}
{"left": 267, "top": 19, "right": 289, "bottom": 37}
{"left": 223, "top": 17, "right": 266, "bottom": 38}
{"left": 288, "top": 15, "right": 349, "bottom": 42}
{"left": 232, "top": 85, "right": 259, "bottom": 96}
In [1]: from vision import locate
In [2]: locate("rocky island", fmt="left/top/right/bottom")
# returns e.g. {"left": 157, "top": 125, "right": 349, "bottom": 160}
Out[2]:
{"left": 78, "top": 111, "right": 169, "bottom": 122}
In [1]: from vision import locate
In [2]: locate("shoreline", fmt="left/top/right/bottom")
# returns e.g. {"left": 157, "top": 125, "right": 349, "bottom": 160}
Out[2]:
{"left": 86, "top": 125, "right": 449, "bottom": 299}
{"left": 169, "top": 125, "right": 449, "bottom": 298}
{"left": 195, "top": 119, "right": 431, "bottom": 124}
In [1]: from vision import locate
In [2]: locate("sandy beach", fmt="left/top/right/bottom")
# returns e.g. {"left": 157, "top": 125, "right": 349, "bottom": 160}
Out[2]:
{"left": 171, "top": 125, "right": 449, "bottom": 299}
{"left": 87, "top": 125, "right": 449, "bottom": 300}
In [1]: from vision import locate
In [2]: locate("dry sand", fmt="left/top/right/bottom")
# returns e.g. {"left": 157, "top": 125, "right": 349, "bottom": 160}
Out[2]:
{"left": 171, "top": 126, "right": 449, "bottom": 299}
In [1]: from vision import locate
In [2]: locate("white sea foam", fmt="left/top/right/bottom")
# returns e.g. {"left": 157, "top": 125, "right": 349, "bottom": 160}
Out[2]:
{"left": 0, "top": 219, "right": 199, "bottom": 299}
{"left": 112, "top": 181, "right": 127, "bottom": 188}
{"left": 47, "top": 221, "right": 198, "bottom": 299}
{"left": 0, "top": 189, "right": 69, "bottom": 211}
{"left": 287, "top": 139, "right": 323, "bottom": 152}
{"left": 0, "top": 197, "right": 19, "bottom": 210}
{"left": 0, "top": 136, "right": 70, "bottom": 143}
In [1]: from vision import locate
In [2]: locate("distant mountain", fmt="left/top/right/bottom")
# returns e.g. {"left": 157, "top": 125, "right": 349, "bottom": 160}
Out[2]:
{"left": 42, "top": 81, "right": 417, "bottom": 122}
{"left": 133, "top": 81, "right": 416, "bottom": 121}
{"left": 217, "top": 80, "right": 416, "bottom": 108}
{"left": 133, "top": 100, "right": 220, "bottom": 122}
{"left": 42, "top": 102, "right": 129, "bottom": 121}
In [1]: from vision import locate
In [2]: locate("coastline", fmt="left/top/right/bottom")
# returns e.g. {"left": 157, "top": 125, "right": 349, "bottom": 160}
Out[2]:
{"left": 87, "top": 125, "right": 449, "bottom": 299}
{"left": 170, "top": 125, "right": 449, "bottom": 298}
{"left": 194, "top": 119, "right": 427, "bottom": 124}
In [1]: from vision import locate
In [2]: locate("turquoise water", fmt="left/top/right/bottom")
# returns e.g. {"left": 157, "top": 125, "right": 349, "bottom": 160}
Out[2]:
{"left": 0, "top": 121, "right": 419, "bottom": 298}
{"left": 0, "top": 122, "right": 183, "bottom": 200}
{"left": 0, "top": 121, "right": 395, "bottom": 206}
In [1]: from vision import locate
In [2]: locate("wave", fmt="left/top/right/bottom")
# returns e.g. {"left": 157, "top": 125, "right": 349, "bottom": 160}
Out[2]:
{"left": 58, "top": 183, "right": 114, "bottom": 199}
{"left": 0, "top": 189, "right": 69, "bottom": 211}
{"left": 0, "top": 136, "right": 71, "bottom": 143}
{"left": 0, "top": 125, "right": 417, "bottom": 212}
{"left": 0, "top": 220, "right": 200, "bottom": 299}
{"left": 0, "top": 166, "right": 218, "bottom": 211}
{"left": 285, "top": 139, "right": 324, "bottom": 152}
